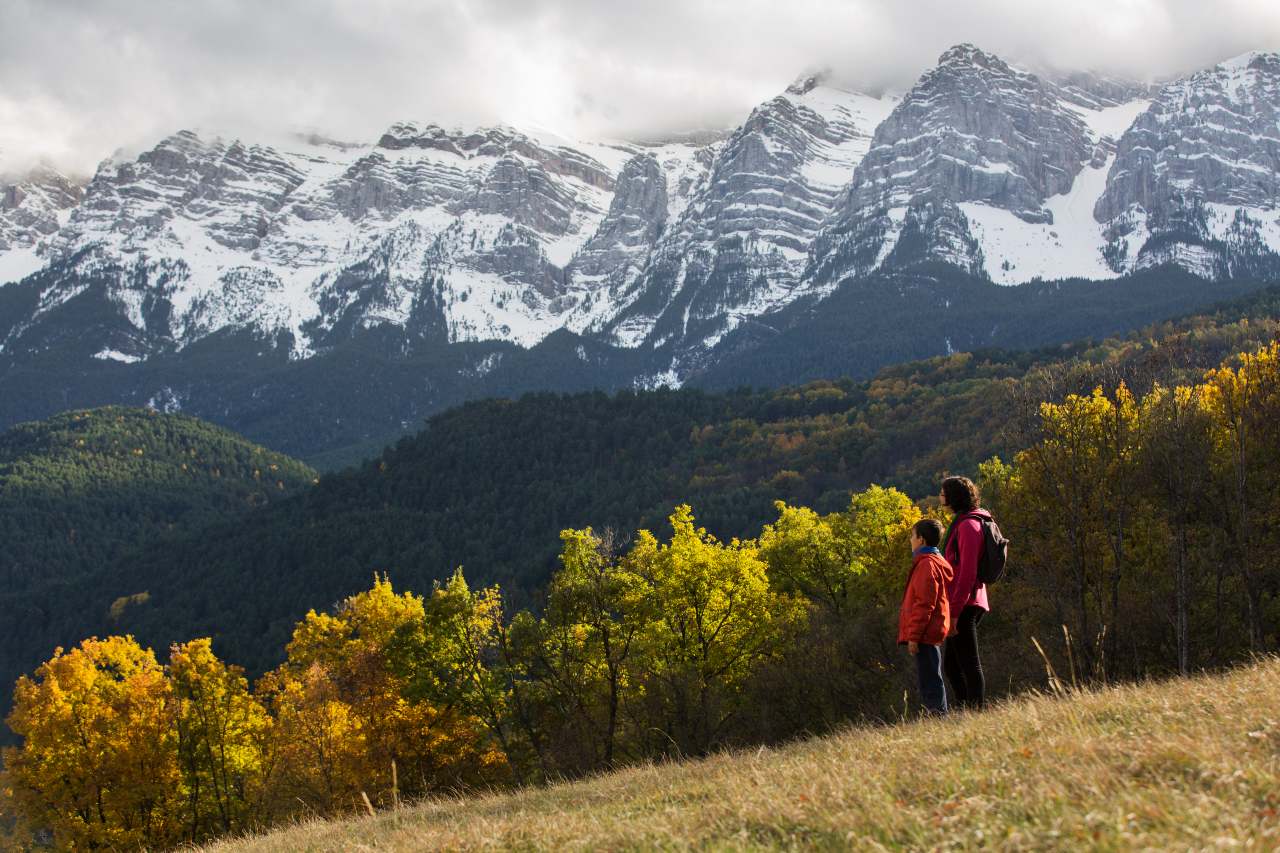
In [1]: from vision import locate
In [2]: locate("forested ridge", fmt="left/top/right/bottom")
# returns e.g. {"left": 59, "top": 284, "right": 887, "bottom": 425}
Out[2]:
{"left": 0, "top": 407, "right": 316, "bottom": 588}
{"left": 0, "top": 408, "right": 317, "bottom": 743}
{"left": 3, "top": 288, "right": 1280, "bottom": 721}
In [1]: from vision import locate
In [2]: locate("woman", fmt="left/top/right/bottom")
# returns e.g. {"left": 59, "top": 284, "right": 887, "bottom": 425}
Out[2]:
{"left": 939, "top": 475, "right": 991, "bottom": 709}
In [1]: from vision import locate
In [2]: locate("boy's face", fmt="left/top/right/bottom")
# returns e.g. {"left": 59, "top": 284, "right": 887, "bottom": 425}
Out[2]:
{"left": 909, "top": 530, "right": 923, "bottom": 552}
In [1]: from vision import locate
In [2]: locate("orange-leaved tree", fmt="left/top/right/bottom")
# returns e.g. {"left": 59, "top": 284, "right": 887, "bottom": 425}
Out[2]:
{"left": 258, "top": 577, "right": 503, "bottom": 818}
{"left": 2, "top": 636, "right": 181, "bottom": 850}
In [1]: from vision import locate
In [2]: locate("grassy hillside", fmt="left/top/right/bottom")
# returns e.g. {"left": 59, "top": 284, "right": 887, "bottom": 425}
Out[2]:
{"left": 205, "top": 658, "right": 1280, "bottom": 851}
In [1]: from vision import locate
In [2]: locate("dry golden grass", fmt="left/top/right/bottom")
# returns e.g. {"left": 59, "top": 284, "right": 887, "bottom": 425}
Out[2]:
{"left": 207, "top": 659, "right": 1280, "bottom": 851}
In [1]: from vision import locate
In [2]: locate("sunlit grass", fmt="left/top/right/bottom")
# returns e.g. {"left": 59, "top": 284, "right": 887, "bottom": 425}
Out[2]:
{"left": 207, "top": 658, "right": 1280, "bottom": 851}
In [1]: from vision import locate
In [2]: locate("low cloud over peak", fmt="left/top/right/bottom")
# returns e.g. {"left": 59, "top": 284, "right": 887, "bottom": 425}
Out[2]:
{"left": 1, "top": 0, "right": 1276, "bottom": 175}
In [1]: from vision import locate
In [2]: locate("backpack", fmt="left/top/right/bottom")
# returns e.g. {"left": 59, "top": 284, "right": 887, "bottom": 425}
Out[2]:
{"left": 970, "top": 513, "right": 1010, "bottom": 585}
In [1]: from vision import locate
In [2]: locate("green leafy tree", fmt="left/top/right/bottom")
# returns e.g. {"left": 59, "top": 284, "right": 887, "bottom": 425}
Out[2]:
{"left": 759, "top": 486, "right": 919, "bottom": 616}
{"left": 627, "top": 506, "right": 807, "bottom": 755}
{"left": 169, "top": 638, "right": 273, "bottom": 841}
{"left": 536, "top": 527, "right": 650, "bottom": 770}
{"left": 390, "top": 570, "right": 536, "bottom": 779}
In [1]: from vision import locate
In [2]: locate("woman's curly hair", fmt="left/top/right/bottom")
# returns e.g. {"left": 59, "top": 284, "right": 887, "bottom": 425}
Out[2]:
{"left": 941, "top": 475, "right": 981, "bottom": 515}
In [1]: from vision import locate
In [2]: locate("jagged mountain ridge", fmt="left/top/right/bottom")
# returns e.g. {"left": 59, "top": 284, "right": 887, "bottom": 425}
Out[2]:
{"left": 2, "top": 44, "right": 1279, "bottom": 398}
{"left": 25, "top": 124, "right": 672, "bottom": 361}
{"left": 1096, "top": 51, "right": 1280, "bottom": 279}
{"left": 0, "top": 164, "right": 85, "bottom": 282}
{"left": 812, "top": 45, "right": 1124, "bottom": 283}
{"left": 810, "top": 46, "right": 1280, "bottom": 289}
{"left": 599, "top": 76, "right": 898, "bottom": 371}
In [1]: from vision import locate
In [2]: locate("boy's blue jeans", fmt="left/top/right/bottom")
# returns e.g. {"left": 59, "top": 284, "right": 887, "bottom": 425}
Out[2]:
{"left": 915, "top": 644, "right": 948, "bottom": 714}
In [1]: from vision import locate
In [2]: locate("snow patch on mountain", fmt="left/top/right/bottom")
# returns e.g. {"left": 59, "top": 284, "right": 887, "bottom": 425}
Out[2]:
{"left": 0, "top": 246, "right": 43, "bottom": 285}
{"left": 1070, "top": 99, "right": 1153, "bottom": 142}
{"left": 92, "top": 348, "right": 143, "bottom": 364}
{"left": 960, "top": 156, "right": 1117, "bottom": 284}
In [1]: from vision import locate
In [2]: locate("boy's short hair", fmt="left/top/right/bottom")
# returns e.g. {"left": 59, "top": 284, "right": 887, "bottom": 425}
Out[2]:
{"left": 913, "top": 519, "right": 944, "bottom": 548}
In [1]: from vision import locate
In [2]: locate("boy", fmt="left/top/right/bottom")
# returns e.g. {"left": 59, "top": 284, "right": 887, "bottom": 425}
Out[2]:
{"left": 898, "top": 518, "right": 954, "bottom": 714}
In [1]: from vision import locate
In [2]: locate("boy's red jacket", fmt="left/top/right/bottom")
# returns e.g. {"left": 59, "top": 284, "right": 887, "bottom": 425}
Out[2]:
{"left": 898, "top": 550, "right": 954, "bottom": 646}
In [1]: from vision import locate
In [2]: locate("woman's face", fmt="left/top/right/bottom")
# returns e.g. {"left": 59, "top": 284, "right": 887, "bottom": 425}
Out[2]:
{"left": 939, "top": 487, "right": 949, "bottom": 509}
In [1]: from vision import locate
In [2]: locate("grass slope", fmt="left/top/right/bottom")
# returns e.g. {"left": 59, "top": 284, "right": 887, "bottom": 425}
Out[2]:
{"left": 207, "top": 659, "right": 1280, "bottom": 851}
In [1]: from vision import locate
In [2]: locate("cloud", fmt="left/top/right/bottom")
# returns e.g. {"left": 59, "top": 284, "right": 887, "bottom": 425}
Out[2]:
{"left": 1, "top": 0, "right": 1277, "bottom": 175}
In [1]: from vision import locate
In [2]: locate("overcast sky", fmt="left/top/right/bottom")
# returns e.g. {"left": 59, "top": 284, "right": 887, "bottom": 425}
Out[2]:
{"left": 2, "top": 0, "right": 1278, "bottom": 176}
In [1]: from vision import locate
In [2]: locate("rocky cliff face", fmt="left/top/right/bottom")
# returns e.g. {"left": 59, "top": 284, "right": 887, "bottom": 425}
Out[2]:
{"left": 1048, "top": 70, "right": 1154, "bottom": 111}
{"left": 1, "top": 44, "right": 1278, "bottom": 390}
{"left": 1, "top": 166, "right": 84, "bottom": 248}
{"left": 566, "top": 154, "right": 668, "bottom": 293}
{"left": 0, "top": 165, "right": 84, "bottom": 282}
{"left": 1095, "top": 52, "right": 1280, "bottom": 278}
{"left": 9, "top": 124, "right": 662, "bottom": 361}
{"left": 601, "top": 74, "right": 897, "bottom": 370}
{"left": 810, "top": 48, "right": 1280, "bottom": 289}
{"left": 811, "top": 44, "right": 1110, "bottom": 283}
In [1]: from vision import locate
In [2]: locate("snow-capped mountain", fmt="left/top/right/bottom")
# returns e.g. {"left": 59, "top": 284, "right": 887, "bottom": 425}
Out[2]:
{"left": 0, "top": 164, "right": 84, "bottom": 282}
{"left": 810, "top": 45, "right": 1149, "bottom": 284}
{"left": 1095, "top": 51, "right": 1280, "bottom": 279}
{"left": 27, "top": 124, "right": 656, "bottom": 360}
{"left": 598, "top": 74, "right": 898, "bottom": 374}
{"left": 810, "top": 46, "right": 1280, "bottom": 288}
{"left": 2, "top": 43, "right": 1279, "bottom": 403}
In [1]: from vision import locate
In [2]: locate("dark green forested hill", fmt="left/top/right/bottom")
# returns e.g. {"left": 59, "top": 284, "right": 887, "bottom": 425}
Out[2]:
{"left": 7, "top": 286, "right": 1276, "bottom": 688}
{"left": 0, "top": 407, "right": 317, "bottom": 587}
{"left": 0, "top": 407, "right": 316, "bottom": 727}
{"left": 3, "top": 264, "right": 1273, "bottom": 471}
{"left": 689, "top": 265, "right": 1271, "bottom": 390}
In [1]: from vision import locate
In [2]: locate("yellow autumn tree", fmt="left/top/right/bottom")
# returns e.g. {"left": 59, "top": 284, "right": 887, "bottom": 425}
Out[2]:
{"left": 1138, "top": 383, "right": 1217, "bottom": 675}
{"left": 1010, "top": 388, "right": 1119, "bottom": 672}
{"left": 256, "top": 660, "right": 362, "bottom": 817}
{"left": 626, "top": 505, "right": 808, "bottom": 756}
{"left": 1202, "top": 341, "right": 1280, "bottom": 650}
{"left": 260, "top": 577, "right": 502, "bottom": 818}
{"left": 169, "top": 638, "right": 273, "bottom": 842}
{"left": 2, "top": 636, "right": 181, "bottom": 850}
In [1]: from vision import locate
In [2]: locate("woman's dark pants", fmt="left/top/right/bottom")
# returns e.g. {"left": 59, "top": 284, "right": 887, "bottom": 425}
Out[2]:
{"left": 944, "top": 605, "right": 986, "bottom": 709}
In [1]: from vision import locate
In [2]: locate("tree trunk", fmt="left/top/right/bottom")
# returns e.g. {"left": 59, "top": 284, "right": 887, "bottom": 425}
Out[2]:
{"left": 1176, "top": 522, "right": 1189, "bottom": 675}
